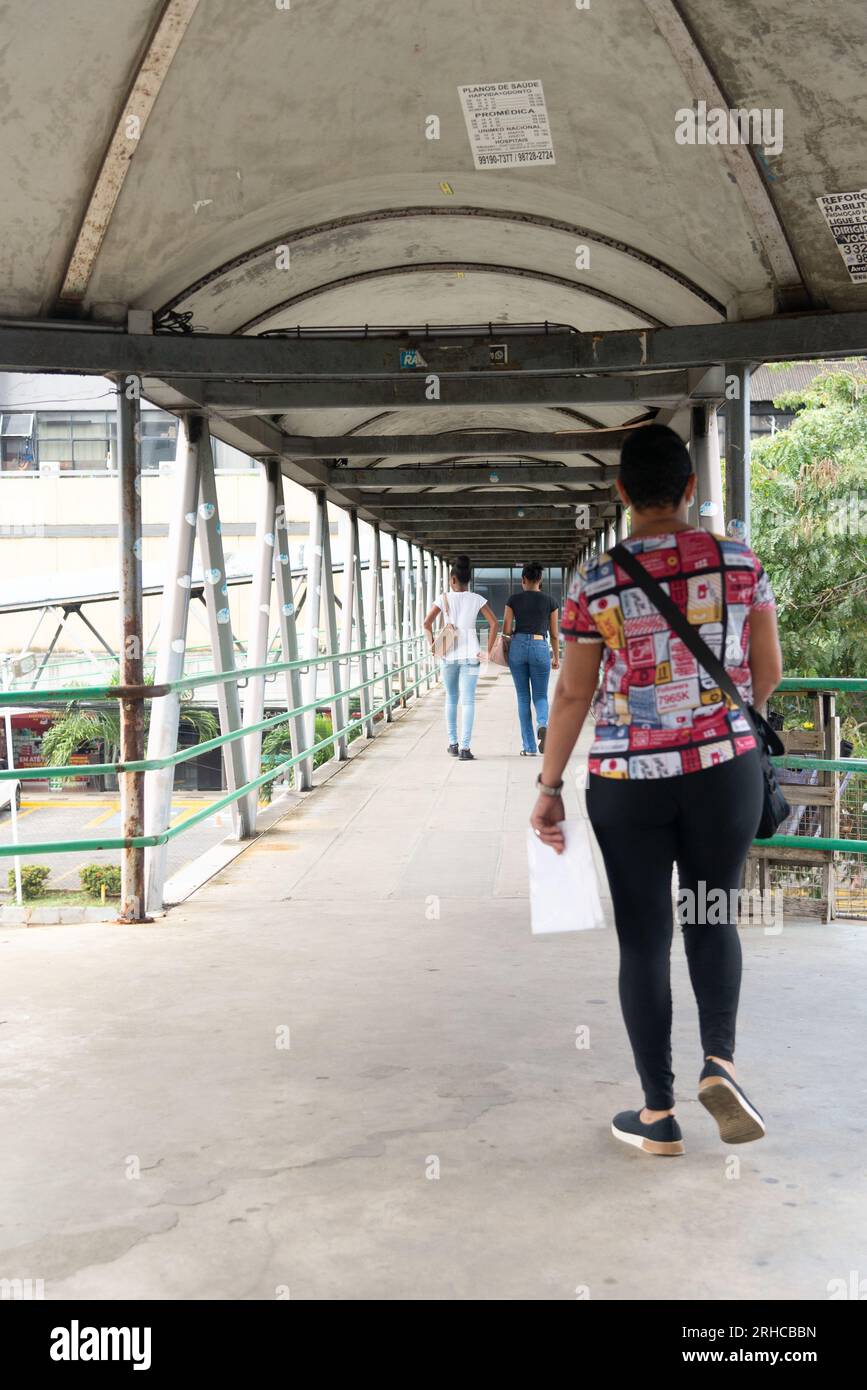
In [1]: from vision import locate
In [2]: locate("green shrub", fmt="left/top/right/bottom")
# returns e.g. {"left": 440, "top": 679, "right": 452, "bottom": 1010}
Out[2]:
{"left": 79, "top": 864, "right": 122, "bottom": 898}
{"left": 7, "top": 864, "right": 51, "bottom": 899}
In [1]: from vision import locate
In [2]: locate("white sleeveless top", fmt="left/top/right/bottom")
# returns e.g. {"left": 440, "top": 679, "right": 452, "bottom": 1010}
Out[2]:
{"left": 437, "top": 590, "right": 488, "bottom": 662}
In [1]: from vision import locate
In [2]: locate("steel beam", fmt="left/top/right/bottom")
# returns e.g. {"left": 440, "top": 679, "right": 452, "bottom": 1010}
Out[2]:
{"left": 338, "top": 488, "right": 614, "bottom": 508}
{"left": 116, "top": 380, "right": 146, "bottom": 922}
{"left": 369, "top": 524, "right": 392, "bottom": 722}
{"left": 144, "top": 414, "right": 201, "bottom": 912}
{"left": 330, "top": 465, "right": 616, "bottom": 486}
{"left": 350, "top": 511, "right": 375, "bottom": 735}
{"left": 2, "top": 313, "right": 866, "bottom": 377}
{"left": 296, "top": 432, "right": 630, "bottom": 458}
{"left": 176, "top": 371, "right": 692, "bottom": 413}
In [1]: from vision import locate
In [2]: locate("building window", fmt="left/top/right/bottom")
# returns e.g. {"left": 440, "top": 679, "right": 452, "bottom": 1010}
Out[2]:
{"left": 32, "top": 410, "right": 179, "bottom": 471}
{"left": 0, "top": 412, "right": 36, "bottom": 470}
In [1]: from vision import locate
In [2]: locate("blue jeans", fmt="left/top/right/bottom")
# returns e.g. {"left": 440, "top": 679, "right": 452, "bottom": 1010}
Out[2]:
{"left": 441, "top": 658, "right": 481, "bottom": 749}
{"left": 508, "top": 634, "right": 551, "bottom": 751}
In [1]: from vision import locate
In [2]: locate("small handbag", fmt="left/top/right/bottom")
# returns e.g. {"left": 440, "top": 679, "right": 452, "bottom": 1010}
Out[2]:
{"left": 609, "top": 542, "right": 790, "bottom": 840}
{"left": 432, "top": 590, "right": 458, "bottom": 659}
{"left": 487, "top": 632, "right": 511, "bottom": 667}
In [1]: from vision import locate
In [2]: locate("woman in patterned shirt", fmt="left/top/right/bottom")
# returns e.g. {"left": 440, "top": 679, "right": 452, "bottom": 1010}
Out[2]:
{"left": 530, "top": 424, "right": 783, "bottom": 1157}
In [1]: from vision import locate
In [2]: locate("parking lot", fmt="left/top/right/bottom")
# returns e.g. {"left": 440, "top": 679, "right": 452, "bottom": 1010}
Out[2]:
{"left": 0, "top": 792, "right": 229, "bottom": 898}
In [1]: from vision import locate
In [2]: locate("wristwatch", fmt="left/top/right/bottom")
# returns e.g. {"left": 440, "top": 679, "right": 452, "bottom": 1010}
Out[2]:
{"left": 536, "top": 774, "right": 564, "bottom": 796}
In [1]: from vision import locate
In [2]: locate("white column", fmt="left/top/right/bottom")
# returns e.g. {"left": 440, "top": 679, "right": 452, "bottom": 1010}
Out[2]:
{"left": 144, "top": 415, "right": 201, "bottom": 913}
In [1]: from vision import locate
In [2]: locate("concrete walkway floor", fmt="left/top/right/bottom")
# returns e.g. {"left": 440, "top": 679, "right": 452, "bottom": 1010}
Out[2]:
{"left": 1, "top": 668, "right": 865, "bottom": 1301}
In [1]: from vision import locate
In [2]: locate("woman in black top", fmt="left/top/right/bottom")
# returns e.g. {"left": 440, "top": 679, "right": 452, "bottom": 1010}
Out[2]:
{"left": 503, "top": 562, "right": 560, "bottom": 755}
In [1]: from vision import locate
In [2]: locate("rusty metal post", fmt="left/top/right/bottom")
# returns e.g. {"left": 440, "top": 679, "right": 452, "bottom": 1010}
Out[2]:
{"left": 115, "top": 377, "right": 147, "bottom": 921}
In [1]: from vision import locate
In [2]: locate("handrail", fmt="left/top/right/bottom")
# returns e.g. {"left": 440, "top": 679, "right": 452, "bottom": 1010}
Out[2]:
{"left": 0, "top": 656, "right": 432, "bottom": 858}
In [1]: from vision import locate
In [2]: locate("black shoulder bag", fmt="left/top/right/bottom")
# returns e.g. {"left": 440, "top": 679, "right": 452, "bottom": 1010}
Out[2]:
{"left": 609, "top": 542, "right": 789, "bottom": 840}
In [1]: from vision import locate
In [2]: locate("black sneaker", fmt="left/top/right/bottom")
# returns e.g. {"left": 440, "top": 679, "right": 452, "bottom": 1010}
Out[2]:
{"left": 538, "top": 726, "right": 547, "bottom": 752}
{"left": 611, "top": 1109, "right": 684, "bottom": 1156}
{"left": 698, "top": 1060, "right": 765, "bottom": 1144}
{"left": 447, "top": 743, "right": 459, "bottom": 757}
{"left": 458, "top": 748, "right": 475, "bottom": 761}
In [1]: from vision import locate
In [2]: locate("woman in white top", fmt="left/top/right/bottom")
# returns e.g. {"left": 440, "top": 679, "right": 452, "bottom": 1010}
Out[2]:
{"left": 424, "top": 554, "right": 498, "bottom": 761}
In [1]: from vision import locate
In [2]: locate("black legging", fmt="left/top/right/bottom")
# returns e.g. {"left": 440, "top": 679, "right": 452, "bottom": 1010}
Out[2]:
{"left": 586, "top": 750, "right": 764, "bottom": 1111}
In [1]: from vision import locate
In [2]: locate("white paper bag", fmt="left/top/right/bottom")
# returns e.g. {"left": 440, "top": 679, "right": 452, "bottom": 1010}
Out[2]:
{"left": 526, "top": 819, "right": 606, "bottom": 934}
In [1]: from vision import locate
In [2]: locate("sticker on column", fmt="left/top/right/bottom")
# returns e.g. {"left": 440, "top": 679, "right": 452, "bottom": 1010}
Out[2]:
{"left": 816, "top": 189, "right": 867, "bottom": 284}
{"left": 265, "top": 532, "right": 275, "bottom": 547}
{"left": 171, "top": 638, "right": 185, "bottom": 654}
{"left": 205, "top": 567, "right": 221, "bottom": 584}
{"left": 132, "top": 537, "right": 143, "bottom": 558}
{"left": 458, "top": 80, "right": 555, "bottom": 170}
{"left": 282, "top": 602, "right": 295, "bottom": 616}
{"left": 198, "top": 502, "right": 215, "bottom": 520}
{"left": 259, "top": 603, "right": 270, "bottom": 614}
{"left": 177, "top": 573, "right": 192, "bottom": 588}
{"left": 278, "top": 552, "right": 289, "bottom": 564}
{"left": 220, "top": 583, "right": 228, "bottom": 595}
{"left": 184, "top": 511, "right": 196, "bottom": 526}
{"left": 726, "top": 518, "right": 747, "bottom": 541}
{"left": 217, "top": 607, "right": 230, "bottom": 624}
{"left": 699, "top": 501, "right": 719, "bottom": 516}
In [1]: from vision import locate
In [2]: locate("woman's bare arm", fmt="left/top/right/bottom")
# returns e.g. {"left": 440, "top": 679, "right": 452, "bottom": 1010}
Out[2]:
{"left": 478, "top": 602, "right": 499, "bottom": 656}
{"left": 502, "top": 604, "right": 515, "bottom": 638}
{"left": 748, "top": 606, "right": 784, "bottom": 707}
{"left": 423, "top": 602, "right": 442, "bottom": 651}
{"left": 549, "top": 607, "right": 560, "bottom": 668}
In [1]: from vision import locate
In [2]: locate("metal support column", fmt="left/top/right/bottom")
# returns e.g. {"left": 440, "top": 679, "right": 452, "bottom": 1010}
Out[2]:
{"left": 370, "top": 524, "right": 392, "bottom": 722}
{"left": 614, "top": 505, "right": 625, "bottom": 543}
{"left": 319, "top": 493, "right": 348, "bottom": 759}
{"left": 350, "top": 511, "right": 375, "bottom": 737}
{"left": 241, "top": 460, "right": 278, "bottom": 826}
{"left": 391, "top": 533, "right": 407, "bottom": 708}
{"left": 196, "top": 423, "right": 253, "bottom": 838}
{"left": 691, "top": 403, "right": 724, "bottom": 534}
{"left": 724, "top": 365, "right": 752, "bottom": 539}
{"left": 301, "top": 492, "right": 325, "bottom": 783}
{"left": 115, "top": 379, "right": 146, "bottom": 922}
{"left": 144, "top": 414, "right": 201, "bottom": 912}
{"left": 272, "top": 466, "right": 309, "bottom": 789}
{"left": 418, "top": 547, "right": 430, "bottom": 691}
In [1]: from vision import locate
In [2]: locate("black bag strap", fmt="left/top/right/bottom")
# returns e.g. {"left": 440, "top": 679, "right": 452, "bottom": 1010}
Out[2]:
{"left": 609, "top": 540, "right": 757, "bottom": 736}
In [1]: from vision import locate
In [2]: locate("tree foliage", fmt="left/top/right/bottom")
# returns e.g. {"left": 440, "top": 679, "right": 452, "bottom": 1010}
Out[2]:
{"left": 751, "top": 370, "right": 867, "bottom": 678}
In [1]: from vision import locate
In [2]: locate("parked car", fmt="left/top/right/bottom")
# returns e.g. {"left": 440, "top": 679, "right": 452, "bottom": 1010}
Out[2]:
{"left": 0, "top": 761, "right": 22, "bottom": 815}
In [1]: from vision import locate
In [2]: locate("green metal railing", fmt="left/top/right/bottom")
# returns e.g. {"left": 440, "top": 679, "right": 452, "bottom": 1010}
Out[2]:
{"left": 1, "top": 667, "right": 865, "bottom": 861}
{"left": 0, "top": 633, "right": 434, "bottom": 858}
{"left": 755, "top": 677, "right": 867, "bottom": 854}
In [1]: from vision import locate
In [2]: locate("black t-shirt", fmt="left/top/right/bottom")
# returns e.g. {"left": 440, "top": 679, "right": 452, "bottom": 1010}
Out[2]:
{"left": 506, "top": 590, "right": 558, "bottom": 636}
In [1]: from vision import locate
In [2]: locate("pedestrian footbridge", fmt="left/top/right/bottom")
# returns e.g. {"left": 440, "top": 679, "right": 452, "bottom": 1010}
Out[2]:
{"left": 2, "top": 666, "right": 865, "bottom": 1300}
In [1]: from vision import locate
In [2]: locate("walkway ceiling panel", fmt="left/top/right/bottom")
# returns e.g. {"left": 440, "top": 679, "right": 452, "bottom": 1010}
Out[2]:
{"left": 74, "top": 0, "right": 782, "bottom": 321}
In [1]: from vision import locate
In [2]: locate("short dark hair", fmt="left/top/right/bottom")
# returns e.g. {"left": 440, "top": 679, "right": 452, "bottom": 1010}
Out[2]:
{"left": 451, "top": 554, "right": 471, "bottom": 584}
{"left": 522, "top": 561, "right": 543, "bottom": 583}
{"left": 619, "top": 424, "right": 693, "bottom": 510}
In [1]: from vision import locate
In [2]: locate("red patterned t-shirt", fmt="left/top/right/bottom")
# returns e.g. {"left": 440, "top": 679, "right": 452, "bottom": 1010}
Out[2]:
{"left": 561, "top": 529, "right": 776, "bottom": 779}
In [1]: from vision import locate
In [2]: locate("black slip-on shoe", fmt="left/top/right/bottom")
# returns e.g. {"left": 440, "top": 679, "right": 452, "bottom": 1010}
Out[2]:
{"left": 447, "top": 743, "right": 459, "bottom": 757}
{"left": 458, "top": 748, "right": 475, "bottom": 761}
{"left": 698, "top": 1060, "right": 765, "bottom": 1144}
{"left": 611, "top": 1109, "right": 684, "bottom": 1157}
{"left": 538, "top": 725, "right": 547, "bottom": 752}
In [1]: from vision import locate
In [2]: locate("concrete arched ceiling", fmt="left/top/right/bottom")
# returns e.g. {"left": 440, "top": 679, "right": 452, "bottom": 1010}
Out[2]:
{"left": 1, "top": 0, "right": 865, "bottom": 560}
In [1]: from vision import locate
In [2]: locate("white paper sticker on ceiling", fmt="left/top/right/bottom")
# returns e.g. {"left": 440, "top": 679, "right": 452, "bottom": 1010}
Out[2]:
{"left": 816, "top": 190, "right": 867, "bottom": 284}
{"left": 459, "top": 81, "right": 555, "bottom": 170}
